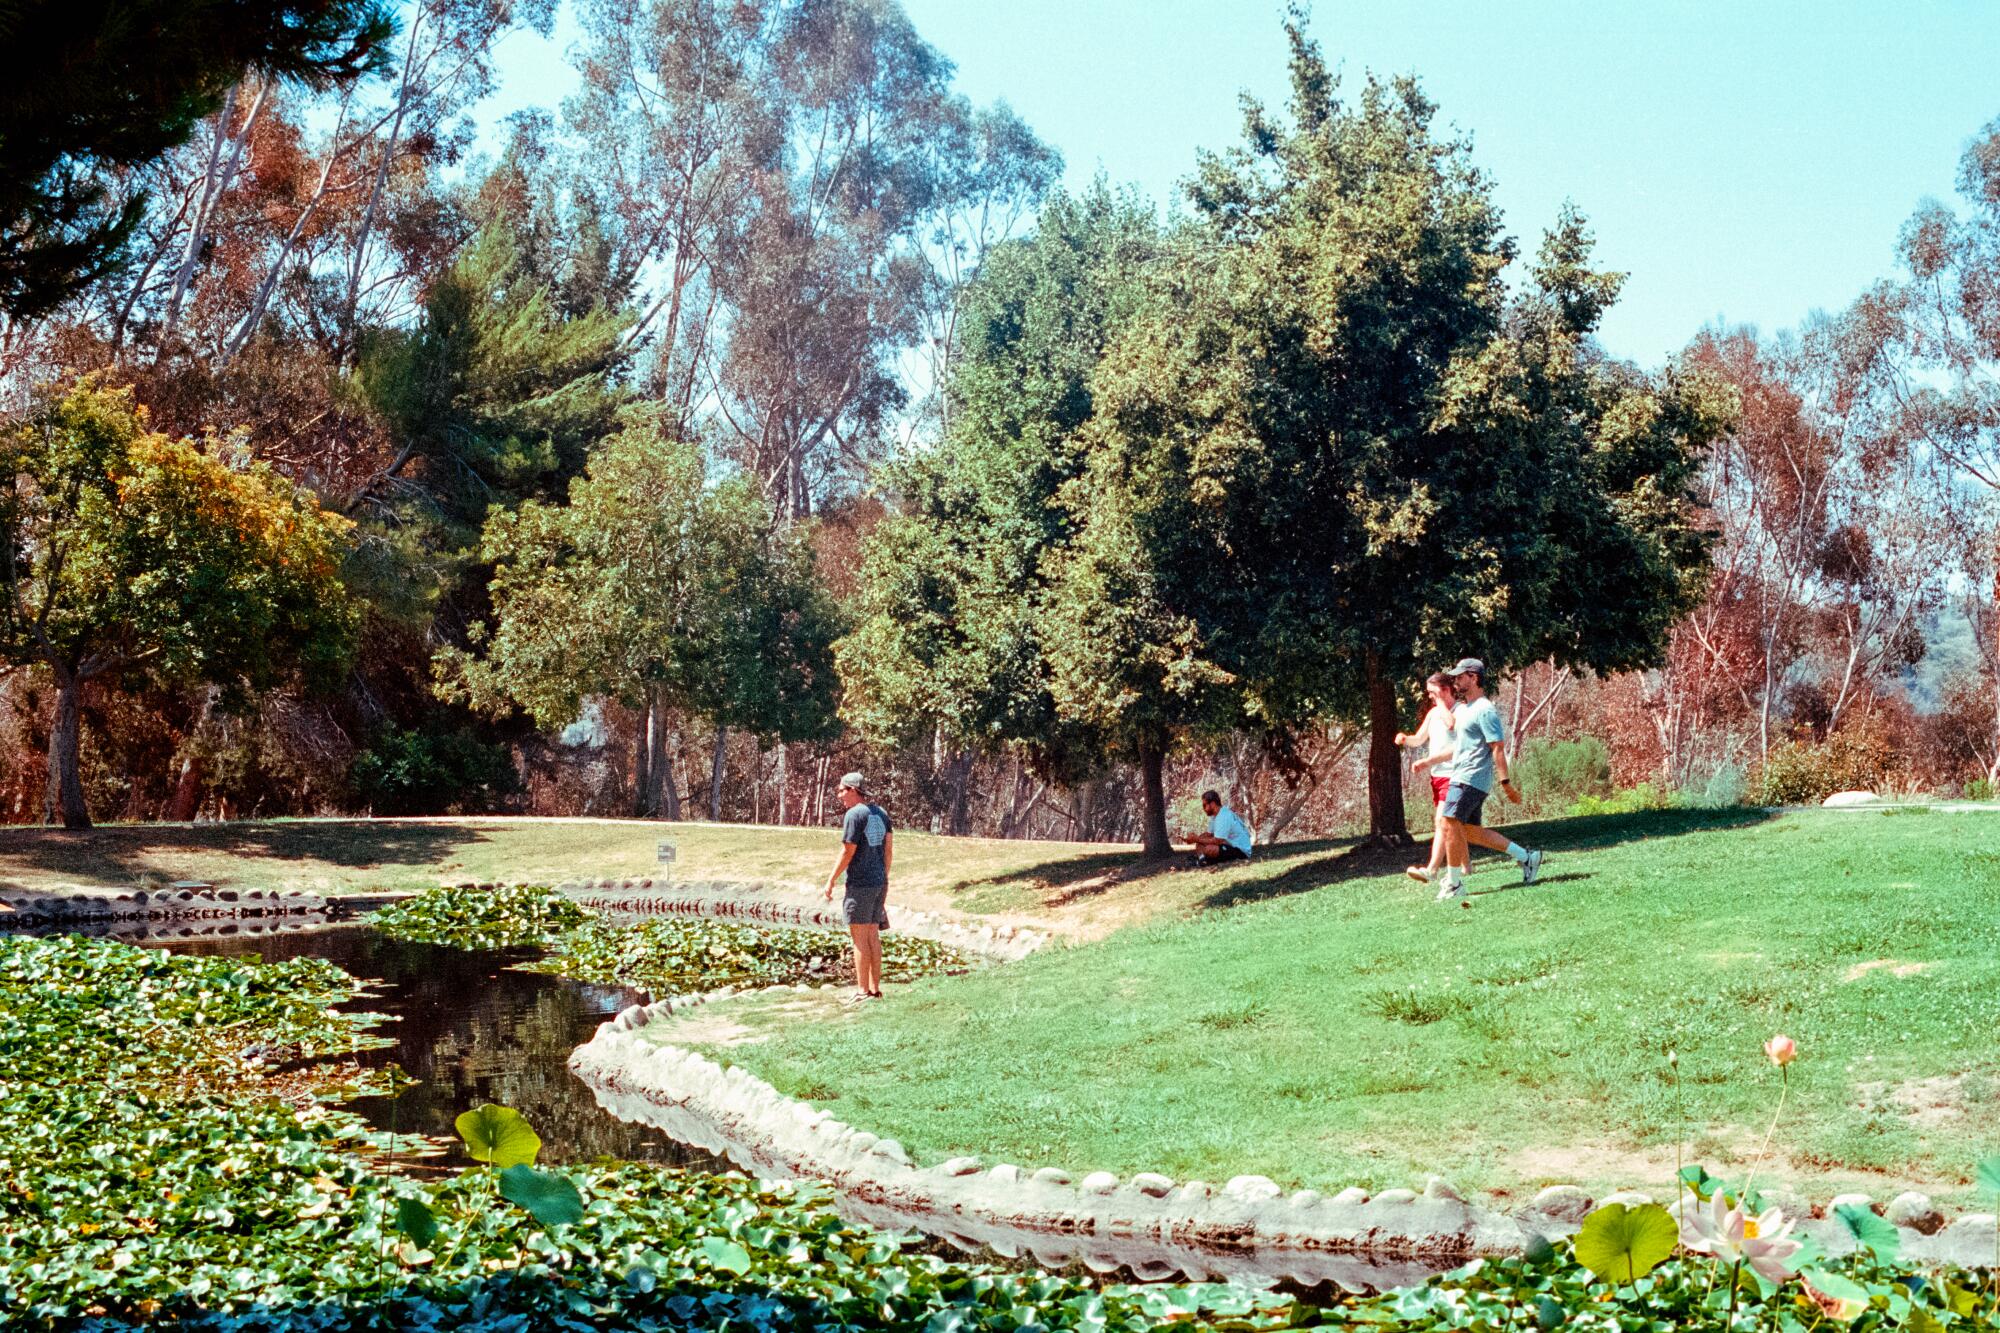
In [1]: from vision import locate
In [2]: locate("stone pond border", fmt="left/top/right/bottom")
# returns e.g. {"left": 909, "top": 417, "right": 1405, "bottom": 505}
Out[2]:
{"left": 0, "top": 884, "right": 332, "bottom": 928}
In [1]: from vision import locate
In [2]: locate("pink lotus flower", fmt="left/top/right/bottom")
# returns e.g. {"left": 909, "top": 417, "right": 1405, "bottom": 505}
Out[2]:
{"left": 1764, "top": 1034, "right": 1796, "bottom": 1067}
{"left": 1679, "top": 1193, "right": 1803, "bottom": 1283}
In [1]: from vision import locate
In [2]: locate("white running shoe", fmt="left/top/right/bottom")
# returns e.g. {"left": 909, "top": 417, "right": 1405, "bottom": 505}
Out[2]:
{"left": 1434, "top": 878, "right": 1467, "bottom": 904}
{"left": 1405, "top": 865, "right": 1435, "bottom": 885}
{"left": 1522, "top": 849, "right": 1544, "bottom": 885}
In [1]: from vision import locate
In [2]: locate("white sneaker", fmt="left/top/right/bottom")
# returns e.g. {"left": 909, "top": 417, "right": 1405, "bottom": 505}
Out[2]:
{"left": 1405, "top": 865, "right": 1435, "bottom": 885}
{"left": 1434, "top": 878, "right": 1467, "bottom": 904}
{"left": 1522, "top": 849, "right": 1544, "bottom": 885}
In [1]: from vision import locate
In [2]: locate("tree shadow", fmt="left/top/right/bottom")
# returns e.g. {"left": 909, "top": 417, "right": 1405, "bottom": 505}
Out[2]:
{"left": 1199, "top": 805, "right": 1778, "bottom": 912}
{"left": 0, "top": 819, "right": 480, "bottom": 890}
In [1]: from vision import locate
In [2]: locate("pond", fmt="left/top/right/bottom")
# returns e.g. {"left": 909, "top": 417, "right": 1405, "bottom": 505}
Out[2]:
{"left": 3, "top": 914, "right": 1453, "bottom": 1295}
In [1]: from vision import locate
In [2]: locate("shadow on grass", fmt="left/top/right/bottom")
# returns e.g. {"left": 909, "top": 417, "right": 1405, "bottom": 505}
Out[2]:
{"left": 0, "top": 819, "right": 481, "bottom": 889}
{"left": 1198, "top": 805, "right": 1778, "bottom": 912}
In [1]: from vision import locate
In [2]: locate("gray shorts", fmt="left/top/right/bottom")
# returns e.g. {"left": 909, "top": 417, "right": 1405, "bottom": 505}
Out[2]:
{"left": 842, "top": 881, "right": 889, "bottom": 929}
{"left": 1440, "top": 781, "right": 1488, "bottom": 826}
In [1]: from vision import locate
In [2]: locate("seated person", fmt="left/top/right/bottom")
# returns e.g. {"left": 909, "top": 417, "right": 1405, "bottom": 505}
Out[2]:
{"left": 1186, "top": 789, "right": 1253, "bottom": 864}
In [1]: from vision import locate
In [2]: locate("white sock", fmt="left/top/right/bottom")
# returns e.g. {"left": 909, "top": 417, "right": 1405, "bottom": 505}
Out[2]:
{"left": 1505, "top": 842, "right": 1529, "bottom": 864}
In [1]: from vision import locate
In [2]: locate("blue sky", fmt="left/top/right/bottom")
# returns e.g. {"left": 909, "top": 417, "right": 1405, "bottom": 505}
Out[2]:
{"left": 484, "top": 1, "right": 2000, "bottom": 368}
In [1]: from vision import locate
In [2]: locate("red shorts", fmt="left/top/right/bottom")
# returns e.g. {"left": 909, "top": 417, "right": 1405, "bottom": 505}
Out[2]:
{"left": 1430, "top": 775, "right": 1452, "bottom": 807}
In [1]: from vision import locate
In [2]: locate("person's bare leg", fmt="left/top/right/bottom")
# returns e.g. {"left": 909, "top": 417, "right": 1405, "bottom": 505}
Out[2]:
{"left": 1440, "top": 816, "right": 1470, "bottom": 893}
{"left": 847, "top": 925, "right": 870, "bottom": 998}
{"left": 851, "top": 924, "right": 882, "bottom": 995}
{"left": 1465, "top": 826, "right": 1512, "bottom": 853}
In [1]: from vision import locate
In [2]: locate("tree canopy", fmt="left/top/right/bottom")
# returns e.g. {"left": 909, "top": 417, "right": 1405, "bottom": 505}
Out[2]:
{"left": 446, "top": 410, "right": 842, "bottom": 817}
{"left": 0, "top": 381, "right": 359, "bottom": 826}
{"left": 0, "top": 0, "right": 395, "bottom": 318}
{"left": 846, "top": 24, "right": 1735, "bottom": 853}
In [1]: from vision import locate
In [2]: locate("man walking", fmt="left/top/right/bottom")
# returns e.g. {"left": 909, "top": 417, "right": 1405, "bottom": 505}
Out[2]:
{"left": 824, "top": 772, "right": 892, "bottom": 1001}
{"left": 1434, "top": 658, "right": 1543, "bottom": 903}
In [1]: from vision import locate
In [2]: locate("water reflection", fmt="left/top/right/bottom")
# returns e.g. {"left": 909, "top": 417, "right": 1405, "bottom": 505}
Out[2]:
{"left": 153, "top": 925, "right": 728, "bottom": 1171}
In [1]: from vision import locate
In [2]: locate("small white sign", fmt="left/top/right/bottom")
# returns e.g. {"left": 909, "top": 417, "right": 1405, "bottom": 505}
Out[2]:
{"left": 656, "top": 840, "right": 677, "bottom": 865}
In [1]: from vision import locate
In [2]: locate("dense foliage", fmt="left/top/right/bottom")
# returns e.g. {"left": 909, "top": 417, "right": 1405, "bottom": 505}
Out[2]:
{"left": 535, "top": 914, "right": 972, "bottom": 992}
{"left": 0, "top": 381, "right": 359, "bottom": 827}
{"left": 367, "top": 884, "right": 589, "bottom": 950}
{"left": 370, "top": 884, "right": 972, "bottom": 986}
{"left": 348, "top": 725, "right": 522, "bottom": 816}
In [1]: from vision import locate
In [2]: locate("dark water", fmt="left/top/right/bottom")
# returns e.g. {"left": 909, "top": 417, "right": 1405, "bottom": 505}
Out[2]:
{"left": 141, "top": 924, "right": 728, "bottom": 1172}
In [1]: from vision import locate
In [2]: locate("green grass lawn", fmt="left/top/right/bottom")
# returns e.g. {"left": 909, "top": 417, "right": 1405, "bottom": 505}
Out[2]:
{"left": 681, "top": 806, "right": 2000, "bottom": 1204}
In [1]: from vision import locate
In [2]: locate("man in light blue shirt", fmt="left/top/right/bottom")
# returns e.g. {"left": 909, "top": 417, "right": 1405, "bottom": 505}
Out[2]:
{"left": 1187, "top": 789, "right": 1253, "bottom": 864}
{"left": 1435, "top": 657, "right": 1544, "bottom": 904}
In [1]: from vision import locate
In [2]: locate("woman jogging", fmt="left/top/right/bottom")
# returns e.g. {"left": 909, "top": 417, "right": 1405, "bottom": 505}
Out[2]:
{"left": 1396, "top": 672, "right": 1457, "bottom": 885}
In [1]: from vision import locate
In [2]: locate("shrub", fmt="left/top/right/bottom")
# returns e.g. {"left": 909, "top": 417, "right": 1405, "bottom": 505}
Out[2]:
{"left": 1569, "top": 782, "right": 1674, "bottom": 817}
{"left": 1965, "top": 777, "right": 1995, "bottom": 803}
{"left": 1751, "top": 730, "right": 1892, "bottom": 806}
{"left": 350, "top": 726, "right": 519, "bottom": 814}
{"left": 1510, "top": 736, "right": 1611, "bottom": 813}
{"left": 1679, "top": 759, "right": 1747, "bottom": 809}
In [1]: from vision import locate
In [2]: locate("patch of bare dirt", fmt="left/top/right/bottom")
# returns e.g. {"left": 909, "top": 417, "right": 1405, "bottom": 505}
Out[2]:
{"left": 1856, "top": 1073, "right": 1968, "bottom": 1128}
{"left": 1842, "top": 958, "right": 1933, "bottom": 982}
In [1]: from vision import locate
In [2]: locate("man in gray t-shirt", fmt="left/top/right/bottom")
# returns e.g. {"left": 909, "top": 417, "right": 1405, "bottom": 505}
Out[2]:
{"left": 1434, "top": 658, "right": 1543, "bottom": 904}
{"left": 824, "top": 771, "right": 893, "bottom": 1001}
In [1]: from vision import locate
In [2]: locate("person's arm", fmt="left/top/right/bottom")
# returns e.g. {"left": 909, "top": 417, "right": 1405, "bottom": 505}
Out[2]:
{"left": 824, "top": 842, "right": 857, "bottom": 900}
{"left": 882, "top": 831, "right": 893, "bottom": 878}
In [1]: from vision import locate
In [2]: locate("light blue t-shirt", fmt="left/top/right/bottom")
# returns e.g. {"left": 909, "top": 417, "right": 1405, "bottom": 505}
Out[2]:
{"left": 1445, "top": 696, "right": 1506, "bottom": 793}
{"left": 1210, "top": 807, "right": 1254, "bottom": 857}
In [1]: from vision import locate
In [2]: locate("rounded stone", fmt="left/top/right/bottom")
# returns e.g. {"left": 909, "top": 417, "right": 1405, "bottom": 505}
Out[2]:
{"left": 1371, "top": 1188, "right": 1419, "bottom": 1206}
{"left": 871, "top": 1139, "right": 911, "bottom": 1166}
{"left": 1224, "top": 1174, "right": 1283, "bottom": 1202}
{"left": 1288, "top": 1189, "right": 1323, "bottom": 1209}
{"left": 1177, "top": 1181, "right": 1214, "bottom": 1202}
{"left": 1079, "top": 1171, "right": 1120, "bottom": 1195}
{"left": 1533, "top": 1185, "right": 1595, "bottom": 1224}
{"left": 1828, "top": 1192, "right": 1875, "bottom": 1215}
{"left": 987, "top": 1163, "right": 1022, "bottom": 1184}
{"left": 1886, "top": 1191, "right": 1944, "bottom": 1235}
{"left": 1130, "top": 1172, "right": 1174, "bottom": 1198}
{"left": 1602, "top": 1190, "right": 1655, "bottom": 1208}
{"left": 1031, "top": 1167, "right": 1073, "bottom": 1186}
{"left": 934, "top": 1156, "right": 983, "bottom": 1177}
{"left": 1424, "top": 1175, "right": 1465, "bottom": 1203}
{"left": 1330, "top": 1186, "right": 1370, "bottom": 1206}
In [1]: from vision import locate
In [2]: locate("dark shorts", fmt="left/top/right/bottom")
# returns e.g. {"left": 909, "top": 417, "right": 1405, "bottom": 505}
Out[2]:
{"left": 842, "top": 881, "right": 889, "bottom": 929}
{"left": 1429, "top": 775, "right": 1452, "bottom": 807}
{"left": 1196, "top": 844, "right": 1249, "bottom": 865}
{"left": 1440, "top": 782, "right": 1488, "bottom": 826}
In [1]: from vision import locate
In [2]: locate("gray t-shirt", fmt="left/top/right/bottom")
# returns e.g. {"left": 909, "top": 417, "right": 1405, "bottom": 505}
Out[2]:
{"left": 1445, "top": 696, "right": 1506, "bottom": 793}
{"left": 841, "top": 802, "right": 891, "bottom": 890}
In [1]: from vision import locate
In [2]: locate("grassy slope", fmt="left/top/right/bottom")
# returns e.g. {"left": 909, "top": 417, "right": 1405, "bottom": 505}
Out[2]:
{"left": 681, "top": 807, "right": 2000, "bottom": 1203}
{"left": 0, "top": 818, "right": 1111, "bottom": 914}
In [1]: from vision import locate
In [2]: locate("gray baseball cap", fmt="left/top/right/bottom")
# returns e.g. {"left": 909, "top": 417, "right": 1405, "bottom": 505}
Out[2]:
{"left": 839, "top": 771, "right": 865, "bottom": 791}
{"left": 1446, "top": 657, "right": 1487, "bottom": 678}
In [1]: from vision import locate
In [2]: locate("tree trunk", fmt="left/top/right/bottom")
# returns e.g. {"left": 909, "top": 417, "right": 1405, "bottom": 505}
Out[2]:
{"left": 1365, "top": 652, "right": 1412, "bottom": 846}
{"left": 654, "top": 700, "right": 681, "bottom": 821}
{"left": 166, "top": 755, "right": 205, "bottom": 823}
{"left": 45, "top": 673, "right": 90, "bottom": 830}
{"left": 708, "top": 726, "right": 727, "bottom": 821}
{"left": 776, "top": 743, "right": 789, "bottom": 825}
{"left": 1137, "top": 741, "right": 1171, "bottom": 858}
{"left": 634, "top": 700, "right": 652, "bottom": 816}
